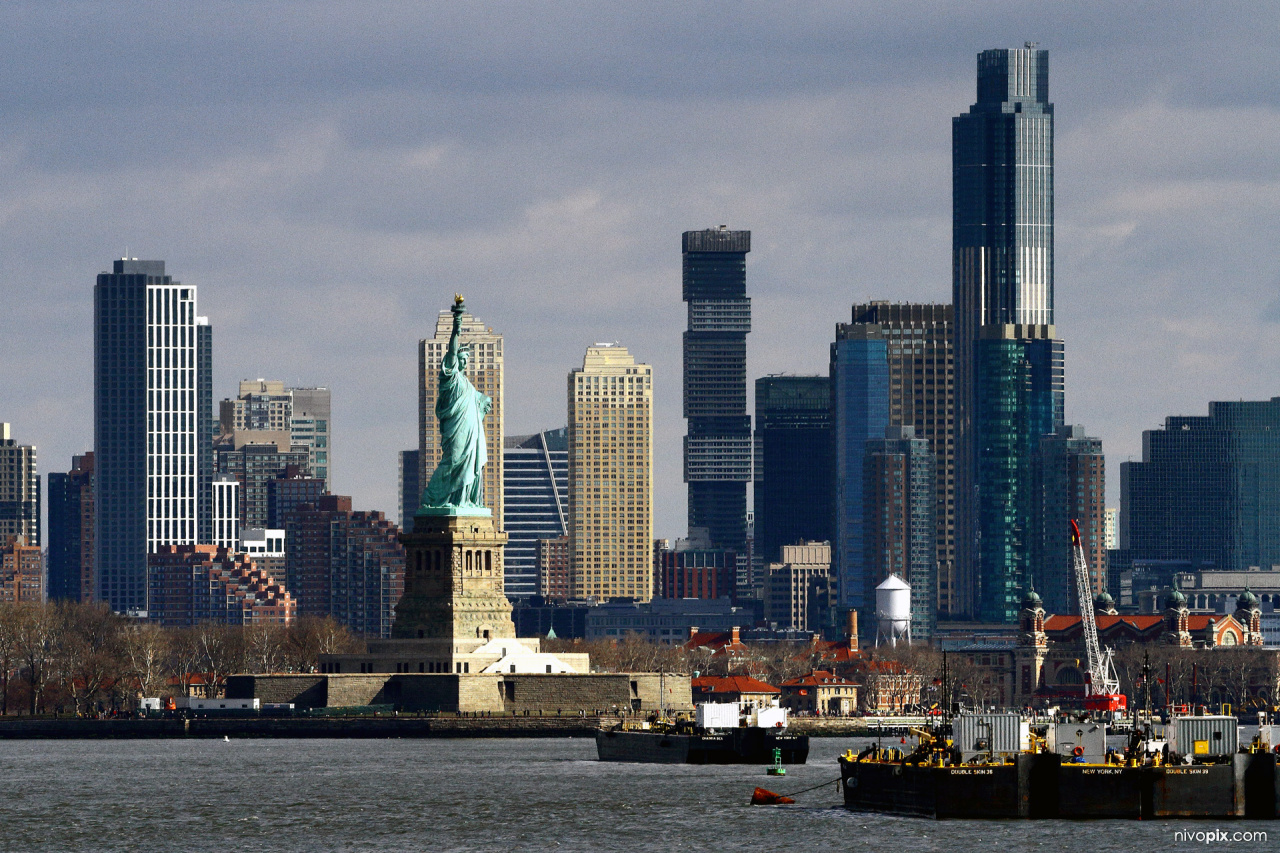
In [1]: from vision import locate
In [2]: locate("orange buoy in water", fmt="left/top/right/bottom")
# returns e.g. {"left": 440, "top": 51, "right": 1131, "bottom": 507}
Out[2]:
{"left": 751, "top": 787, "right": 795, "bottom": 806}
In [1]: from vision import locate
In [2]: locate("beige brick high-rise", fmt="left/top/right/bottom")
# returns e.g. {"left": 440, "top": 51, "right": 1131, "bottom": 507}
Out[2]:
{"left": 569, "top": 344, "right": 652, "bottom": 602}
{"left": 419, "top": 311, "right": 503, "bottom": 524}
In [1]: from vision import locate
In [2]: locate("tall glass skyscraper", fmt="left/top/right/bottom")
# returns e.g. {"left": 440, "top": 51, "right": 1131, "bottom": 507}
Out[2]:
{"left": 864, "top": 425, "right": 937, "bottom": 641}
{"left": 502, "top": 428, "right": 568, "bottom": 600}
{"left": 845, "top": 303, "right": 956, "bottom": 616}
{"left": 974, "top": 325, "right": 1063, "bottom": 623}
{"left": 95, "top": 259, "right": 211, "bottom": 614}
{"left": 683, "top": 227, "right": 752, "bottom": 554}
{"left": 953, "top": 45, "right": 1056, "bottom": 619}
{"left": 830, "top": 327, "right": 890, "bottom": 616}
{"left": 1121, "top": 398, "right": 1280, "bottom": 574}
{"left": 753, "top": 375, "right": 833, "bottom": 569}
{"left": 1033, "top": 424, "right": 1105, "bottom": 615}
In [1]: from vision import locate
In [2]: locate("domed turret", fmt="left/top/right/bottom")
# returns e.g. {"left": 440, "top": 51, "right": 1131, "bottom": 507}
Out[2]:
{"left": 1093, "top": 592, "right": 1117, "bottom": 615}
{"left": 1021, "top": 587, "right": 1043, "bottom": 611}
{"left": 1234, "top": 587, "right": 1264, "bottom": 646}
{"left": 1018, "top": 583, "right": 1047, "bottom": 648}
{"left": 1165, "top": 588, "right": 1187, "bottom": 610}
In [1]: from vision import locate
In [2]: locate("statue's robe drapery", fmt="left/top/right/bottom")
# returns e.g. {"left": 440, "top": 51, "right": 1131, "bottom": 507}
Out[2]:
{"left": 422, "top": 356, "right": 490, "bottom": 508}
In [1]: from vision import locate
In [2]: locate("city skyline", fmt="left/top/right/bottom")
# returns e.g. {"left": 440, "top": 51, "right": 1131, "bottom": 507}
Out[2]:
{"left": 2, "top": 7, "right": 1278, "bottom": 542}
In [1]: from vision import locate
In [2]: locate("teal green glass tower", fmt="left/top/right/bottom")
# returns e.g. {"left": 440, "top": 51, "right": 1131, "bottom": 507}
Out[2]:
{"left": 974, "top": 325, "right": 1063, "bottom": 622}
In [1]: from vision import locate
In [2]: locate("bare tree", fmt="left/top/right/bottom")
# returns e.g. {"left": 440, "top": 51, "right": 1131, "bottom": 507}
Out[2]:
{"left": 167, "top": 628, "right": 206, "bottom": 699}
{"left": 57, "top": 602, "right": 127, "bottom": 716}
{"left": 244, "top": 622, "right": 287, "bottom": 674}
{"left": 122, "top": 623, "right": 170, "bottom": 700}
{"left": 15, "top": 602, "right": 58, "bottom": 714}
{"left": 284, "top": 617, "right": 363, "bottom": 671}
{"left": 194, "top": 622, "right": 243, "bottom": 699}
{"left": 0, "top": 603, "right": 18, "bottom": 715}
{"left": 943, "top": 653, "right": 987, "bottom": 711}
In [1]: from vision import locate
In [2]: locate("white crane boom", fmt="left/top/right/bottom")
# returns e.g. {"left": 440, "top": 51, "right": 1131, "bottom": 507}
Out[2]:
{"left": 1071, "top": 519, "right": 1120, "bottom": 697}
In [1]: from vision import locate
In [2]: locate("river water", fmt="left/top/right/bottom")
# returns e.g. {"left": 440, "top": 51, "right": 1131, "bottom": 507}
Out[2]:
{"left": 0, "top": 736, "right": 1261, "bottom": 851}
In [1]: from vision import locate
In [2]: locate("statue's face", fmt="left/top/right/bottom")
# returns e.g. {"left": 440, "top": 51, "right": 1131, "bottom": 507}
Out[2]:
{"left": 458, "top": 350, "right": 470, "bottom": 370}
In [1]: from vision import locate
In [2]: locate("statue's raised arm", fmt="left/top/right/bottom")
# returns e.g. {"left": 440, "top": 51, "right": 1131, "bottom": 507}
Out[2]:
{"left": 442, "top": 294, "right": 465, "bottom": 372}
{"left": 418, "top": 295, "right": 493, "bottom": 516}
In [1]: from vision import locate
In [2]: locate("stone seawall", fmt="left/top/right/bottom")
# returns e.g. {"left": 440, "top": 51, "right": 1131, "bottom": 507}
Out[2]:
{"left": 0, "top": 715, "right": 611, "bottom": 740}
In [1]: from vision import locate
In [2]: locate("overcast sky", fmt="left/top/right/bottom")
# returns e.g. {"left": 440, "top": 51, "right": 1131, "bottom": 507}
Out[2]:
{"left": 2, "top": 2, "right": 1278, "bottom": 540}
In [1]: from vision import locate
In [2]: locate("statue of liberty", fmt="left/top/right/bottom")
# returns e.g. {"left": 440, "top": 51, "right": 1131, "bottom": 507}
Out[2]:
{"left": 419, "top": 295, "right": 492, "bottom": 515}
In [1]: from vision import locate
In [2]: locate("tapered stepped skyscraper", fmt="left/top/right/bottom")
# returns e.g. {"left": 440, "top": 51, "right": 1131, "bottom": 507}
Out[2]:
{"left": 952, "top": 45, "right": 1062, "bottom": 621}
{"left": 682, "top": 227, "right": 751, "bottom": 555}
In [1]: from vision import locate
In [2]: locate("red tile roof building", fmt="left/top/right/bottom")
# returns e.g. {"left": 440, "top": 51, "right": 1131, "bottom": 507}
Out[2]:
{"left": 682, "top": 625, "right": 751, "bottom": 660}
{"left": 1004, "top": 588, "right": 1267, "bottom": 708}
{"left": 690, "top": 674, "right": 780, "bottom": 709}
{"left": 780, "top": 669, "right": 858, "bottom": 715}
{"left": 847, "top": 660, "right": 922, "bottom": 713}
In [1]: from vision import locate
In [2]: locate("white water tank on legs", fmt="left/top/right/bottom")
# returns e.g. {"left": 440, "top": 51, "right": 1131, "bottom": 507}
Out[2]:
{"left": 875, "top": 574, "right": 912, "bottom": 647}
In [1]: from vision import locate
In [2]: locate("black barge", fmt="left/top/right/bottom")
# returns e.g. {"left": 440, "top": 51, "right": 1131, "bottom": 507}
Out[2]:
{"left": 597, "top": 725, "right": 809, "bottom": 764}
{"left": 839, "top": 749, "right": 1279, "bottom": 819}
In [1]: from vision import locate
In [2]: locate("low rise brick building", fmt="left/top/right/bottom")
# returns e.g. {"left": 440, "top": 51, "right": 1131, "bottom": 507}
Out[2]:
{"left": 538, "top": 535, "right": 570, "bottom": 602}
{"left": 0, "top": 535, "right": 43, "bottom": 602}
{"left": 148, "top": 544, "right": 295, "bottom": 627}
{"left": 284, "top": 496, "right": 405, "bottom": 638}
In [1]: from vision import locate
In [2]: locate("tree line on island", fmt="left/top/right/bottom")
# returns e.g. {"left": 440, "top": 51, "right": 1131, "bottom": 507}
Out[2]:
{"left": 0, "top": 601, "right": 361, "bottom": 716}
{"left": 2, "top": 600, "right": 1275, "bottom": 717}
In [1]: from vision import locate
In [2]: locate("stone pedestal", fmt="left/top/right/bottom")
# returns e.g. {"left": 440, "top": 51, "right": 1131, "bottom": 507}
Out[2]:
{"left": 393, "top": 512, "right": 515, "bottom": 641}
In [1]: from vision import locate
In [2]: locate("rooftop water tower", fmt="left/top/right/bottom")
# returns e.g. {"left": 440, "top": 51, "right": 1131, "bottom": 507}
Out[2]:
{"left": 874, "top": 575, "right": 912, "bottom": 647}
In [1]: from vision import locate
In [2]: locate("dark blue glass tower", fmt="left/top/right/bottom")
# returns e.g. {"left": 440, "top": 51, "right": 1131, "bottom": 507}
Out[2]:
{"left": 1122, "top": 398, "right": 1280, "bottom": 574}
{"left": 683, "top": 228, "right": 752, "bottom": 554}
{"left": 754, "top": 375, "right": 834, "bottom": 567}
{"left": 831, "top": 329, "right": 890, "bottom": 616}
{"left": 864, "top": 426, "right": 937, "bottom": 641}
{"left": 954, "top": 45, "right": 1056, "bottom": 619}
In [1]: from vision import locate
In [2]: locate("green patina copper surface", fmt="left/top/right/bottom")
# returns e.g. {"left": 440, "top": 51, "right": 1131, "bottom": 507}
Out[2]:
{"left": 418, "top": 296, "right": 492, "bottom": 517}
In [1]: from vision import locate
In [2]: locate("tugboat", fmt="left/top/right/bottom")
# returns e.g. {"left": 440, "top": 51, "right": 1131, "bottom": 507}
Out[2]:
{"left": 596, "top": 701, "right": 809, "bottom": 765}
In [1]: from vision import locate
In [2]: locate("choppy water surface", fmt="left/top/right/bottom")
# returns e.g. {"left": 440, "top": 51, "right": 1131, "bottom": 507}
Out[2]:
{"left": 0, "top": 736, "right": 1253, "bottom": 851}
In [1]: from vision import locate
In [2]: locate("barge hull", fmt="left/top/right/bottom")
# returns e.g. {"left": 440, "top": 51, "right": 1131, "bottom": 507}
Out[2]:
{"left": 596, "top": 728, "right": 809, "bottom": 764}
{"left": 840, "top": 753, "right": 1280, "bottom": 819}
